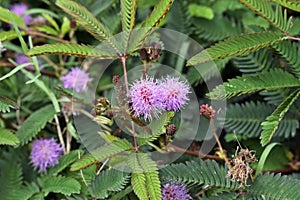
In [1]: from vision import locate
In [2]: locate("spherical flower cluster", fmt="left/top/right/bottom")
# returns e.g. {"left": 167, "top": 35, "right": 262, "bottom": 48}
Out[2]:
{"left": 10, "top": 3, "right": 32, "bottom": 25}
{"left": 162, "top": 182, "right": 192, "bottom": 200}
{"left": 161, "top": 77, "right": 190, "bottom": 112}
{"left": 129, "top": 76, "right": 164, "bottom": 121}
{"left": 30, "top": 138, "right": 63, "bottom": 173}
{"left": 61, "top": 67, "right": 92, "bottom": 92}
{"left": 129, "top": 76, "right": 190, "bottom": 121}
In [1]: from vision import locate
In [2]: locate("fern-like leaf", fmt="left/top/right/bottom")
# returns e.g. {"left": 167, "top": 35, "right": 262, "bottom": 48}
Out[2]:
{"left": 0, "top": 30, "right": 26, "bottom": 41}
{"left": 272, "top": 0, "right": 300, "bottom": 12}
{"left": 39, "top": 175, "right": 81, "bottom": 196}
{"left": 0, "top": 160, "right": 23, "bottom": 200}
{"left": 239, "top": 0, "right": 293, "bottom": 32}
{"left": 246, "top": 173, "right": 300, "bottom": 199}
{"left": 260, "top": 89, "right": 300, "bottom": 146}
{"left": 0, "top": 96, "right": 18, "bottom": 113}
{"left": 223, "top": 101, "right": 298, "bottom": 139}
{"left": 0, "top": 128, "right": 19, "bottom": 146}
{"left": 71, "top": 137, "right": 133, "bottom": 171}
{"left": 16, "top": 104, "right": 56, "bottom": 145}
{"left": 0, "top": 6, "right": 26, "bottom": 29}
{"left": 47, "top": 150, "right": 84, "bottom": 176}
{"left": 121, "top": 0, "right": 136, "bottom": 32}
{"left": 207, "top": 69, "right": 300, "bottom": 100}
{"left": 193, "top": 15, "right": 243, "bottom": 42}
{"left": 127, "top": 0, "right": 174, "bottom": 52}
{"left": 137, "top": 111, "right": 174, "bottom": 146}
{"left": 233, "top": 49, "right": 276, "bottom": 74}
{"left": 89, "top": 169, "right": 130, "bottom": 199}
{"left": 128, "top": 153, "right": 161, "bottom": 200}
{"left": 27, "top": 43, "right": 117, "bottom": 59}
{"left": 272, "top": 40, "right": 300, "bottom": 79}
{"left": 160, "top": 160, "right": 239, "bottom": 189}
{"left": 187, "top": 32, "right": 286, "bottom": 65}
{"left": 55, "top": 0, "right": 113, "bottom": 43}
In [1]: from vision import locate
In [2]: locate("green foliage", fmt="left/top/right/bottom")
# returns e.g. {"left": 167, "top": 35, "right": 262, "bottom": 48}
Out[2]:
{"left": 137, "top": 111, "right": 174, "bottom": 146}
{"left": 27, "top": 43, "right": 118, "bottom": 59}
{"left": 160, "top": 160, "right": 239, "bottom": 189}
{"left": 0, "top": 128, "right": 19, "bottom": 146}
{"left": 71, "top": 136, "right": 133, "bottom": 171}
{"left": 47, "top": 150, "right": 84, "bottom": 176}
{"left": 55, "top": 0, "right": 113, "bottom": 43}
{"left": 233, "top": 49, "right": 276, "bottom": 74}
{"left": 0, "top": 30, "right": 26, "bottom": 41}
{"left": 245, "top": 173, "right": 300, "bottom": 199}
{"left": 121, "top": 0, "right": 136, "bottom": 32}
{"left": 223, "top": 101, "right": 298, "bottom": 138}
{"left": 128, "top": 153, "right": 161, "bottom": 200}
{"left": 0, "top": 96, "right": 17, "bottom": 113}
{"left": 187, "top": 32, "right": 286, "bottom": 66}
{"left": 239, "top": 0, "right": 293, "bottom": 32}
{"left": 272, "top": 40, "right": 300, "bottom": 78}
{"left": 0, "top": 6, "right": 26, "bottom": 29}
{"left": 89, "top": 169, "right": 130, "bottom": 199}
{"left": 207, "top": 69, "right": 300, "bottom": 99}
{"left": 261, "top": 89, "right": 300, "bottom": 146}
{"left": 16, "top": 104, "right": 57, "bottom": 145}
{"left": 272, "top": 0, "right": 300, "bottom": 12}
{"left": 39, "top": 175, "right": 81, "bottom": 196}
{"left": 127, "top": 0, "right": 174, "bottom": 52}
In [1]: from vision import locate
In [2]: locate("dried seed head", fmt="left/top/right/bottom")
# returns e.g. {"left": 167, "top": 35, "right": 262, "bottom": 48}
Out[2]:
{"left": 166, "top": 124, "right": 177, "bottom": 136}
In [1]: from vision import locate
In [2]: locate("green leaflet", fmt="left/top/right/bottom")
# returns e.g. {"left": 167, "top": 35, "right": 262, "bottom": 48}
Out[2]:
{"left": 247, "top": 173, "right": 300, "bottom": 199}
{"left": 89, "top": 169, "right": 130, "bottom": 199}
{"left": 128, "top": 153, "right": 161, "bottom": 200}
{"left": 0, "top": 30, "right": 26, "bottom": 41}
{"left": 260, "top": 89, "right": 300, "bottom": 146}
{"left": 39, "top": 176, "right": 81, "bottom": 196}
{"left": 239, "top": 0, "right": 293, "bottom": 32}
{"left": 160, "top": 160, "right": 239, "bottom": 190}
{"left": 27, "top": 43, "right": 118, "bottom": 59}
{"left": 137, "top": 111, "right": 174, "bottom": 146}
{"left": 0, "top": 6, "right": 26, "bottom": 29}
{"left": 55, "top": 0, "right": 111, "bottom": 42}
{"left": 187, "top": 32, "right": 286, "bottom": 65}
{"left": 121, "top": 0, "right": 136, "bottom": 32}
{"left": 222, "top": 101, "right": 298, "bottom": 139}
{"left": 70, "top": 137, "right": 133, "bottom": 171}
{"left": 272, "top": 0, "right": 300, "bottom": 13}
{"left": 0, "top": 96, "right": 18, "bottom": 113}
{"left": 127, "top": 0, "right": 174, "bottom": 53}
{"left": 272, "top": 40, "right": 300, "bottom": 79}
{"left": 207, "top": 69, "right": 300, "bottom": 100}
{"left": 16, "top": 104, "right": 57, "bottom": 145}
{"left": 0, "top": 128, "right": 19, "bottom": 146}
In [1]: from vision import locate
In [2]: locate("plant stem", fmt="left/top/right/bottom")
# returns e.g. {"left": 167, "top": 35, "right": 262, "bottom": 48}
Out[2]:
{"left": 210, "top": 119, "right": 231, "bottom": 168}
{"left": 54, "top": 114, "right": 66, "bottom": 154}
{"left": 120, "top": 56, "right": 138, "bottom": 152}
{"left": 287, "top": 35, "right": 300, "bottom": 41}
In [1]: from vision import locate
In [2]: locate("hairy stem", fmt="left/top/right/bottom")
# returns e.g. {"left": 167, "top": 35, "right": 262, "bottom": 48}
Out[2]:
{"left": 120, "top": 56, "right": 138, "bottom": 152}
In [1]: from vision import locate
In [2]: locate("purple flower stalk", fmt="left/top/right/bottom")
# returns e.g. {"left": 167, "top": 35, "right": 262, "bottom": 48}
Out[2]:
{"left": 10, "top": 3, "right": 32, "bottom": 25}
{"left": 129, "top": 76, "right": 163, "bottom": 121}
{"left": 30, "top": 138, "right": 63, "bottom": 173}
{"left": 160, "top": 77, "right": 190, "bottom": 112}
{"left": 61, "top": 67, "right": 92, "bottom": 92}
{"left": 162, "top": 182, "right": 192, "bottom": 200}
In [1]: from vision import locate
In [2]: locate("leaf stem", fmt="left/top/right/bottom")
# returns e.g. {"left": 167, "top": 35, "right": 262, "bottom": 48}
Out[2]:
{"left": 210, "top": 119, "right": 231, "bottom": 168}
{"left": 120, "top": 56, "right": 139, "bottom": 152}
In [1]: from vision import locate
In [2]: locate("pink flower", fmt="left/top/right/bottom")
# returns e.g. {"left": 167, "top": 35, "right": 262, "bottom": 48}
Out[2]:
{"left": 61, "top": 67, "right": 92, "bottom": 92}
{"left": 30, "top": 138, "right": 63, "bottom": 173}
{"left": 10, "top": 3, "right": 32, "bottom": 25}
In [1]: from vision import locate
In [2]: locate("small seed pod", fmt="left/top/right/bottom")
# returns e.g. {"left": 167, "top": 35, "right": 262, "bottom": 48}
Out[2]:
{"left": 166, "top": 124, "right": 177, "bottom": 136}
